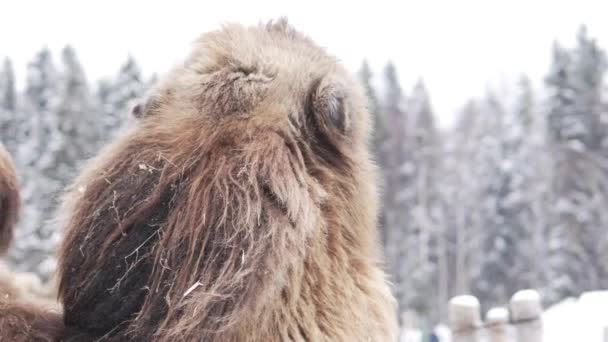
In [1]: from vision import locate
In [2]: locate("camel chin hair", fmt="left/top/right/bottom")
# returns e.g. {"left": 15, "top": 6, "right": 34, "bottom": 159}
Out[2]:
{"left": 0, "top": 18, "right": 398, "bottom": 342}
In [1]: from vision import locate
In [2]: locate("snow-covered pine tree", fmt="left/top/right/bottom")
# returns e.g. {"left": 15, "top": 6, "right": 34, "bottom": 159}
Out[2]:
{"left": 56, "top": 45, "right": 99, "bottom": 159}
{"left": 570, "top": 26, "right": 606, "bottom": 151}
{"left": 0, "top": 58, "right": 16, "bottom": 112}
{"left": 402, "top": 80, "right": 442, "bottom": 324}
{"left": 96, "top": 56, "right": 145, "bottom": 145}
{"left": 379, "top": 73, "right": 442, "bottom": 325}
{"left": 511, "top": 76, "right": 552, "bottom": 291}
{"left": 9, "top": 47, "right": 61, "bottom": 278}
{"left": 0, "top": 58, "right": 19, "bottom": 155}
{"left": 444, "top": 99, "right": 489, "bottom": 299}
{"left": 546, "top": 42, "right": 577, "bottom": 145}
{"left": 545, "top": 26, "right": 608, "bottom": 303}
{"left": 358, "top": 60, "right": 383, "bottom": 160}
{"left": 470, "top": 81, "right": 548, "bottom": 308}
{"left": 357, "top": 60, "right": 390, "bottom": 247}
{"left": 380, "top": 61, "right": 410, "bottom": 320}
{"left": 462, "top": 90, "right": 507, "bottom": 308}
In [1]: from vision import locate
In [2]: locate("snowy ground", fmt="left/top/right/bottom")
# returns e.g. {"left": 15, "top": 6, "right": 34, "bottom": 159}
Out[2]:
{"left": 543, "top": 291, "right": 608, "bottom": 342}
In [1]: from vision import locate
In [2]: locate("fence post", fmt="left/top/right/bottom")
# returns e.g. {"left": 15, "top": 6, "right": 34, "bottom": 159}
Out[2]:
{"left": 510, "top": 289, "right": 543, "bottom": 342}
{"left": 449, "top": 295, "right": 482, "bottom": 342}
{"left": 485, "top": 307, "right": 510, "bottom": 342}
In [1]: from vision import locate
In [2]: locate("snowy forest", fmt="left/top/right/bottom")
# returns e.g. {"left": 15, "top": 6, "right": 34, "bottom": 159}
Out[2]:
{"left": 0, "top": 25, "right": 607, "bottom": 330}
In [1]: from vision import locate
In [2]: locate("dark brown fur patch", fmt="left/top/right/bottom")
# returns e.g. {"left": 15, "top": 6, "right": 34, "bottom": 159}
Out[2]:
{"left": 0, "top": 145, "right": 20, "bottom": 255}
{"left": 0, "top": 301, "right": 63, "bottom": 342}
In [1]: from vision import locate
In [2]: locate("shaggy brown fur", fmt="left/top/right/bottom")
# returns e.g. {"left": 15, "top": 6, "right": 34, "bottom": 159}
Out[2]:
{"left": 0, "top": 146, "right": 61, "bottom": 341}
{"left": 0, "top": 301, "right": 63, "bottom": 341}
{"left": 0, "top": 19, "right": 397, "bottom": 341}
{"left": 0, "top": 144, "right": 19, "bottom": 255}
{"left": 0, "top": 262, "right": 59, "bottom": 309}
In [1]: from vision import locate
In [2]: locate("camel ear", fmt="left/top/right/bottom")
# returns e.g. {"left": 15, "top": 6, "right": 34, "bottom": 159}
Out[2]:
{"left": 131, "top": 92, "right": 163, "bottom": 119}
{"left": 307, "top": 79, "right": 350, "bottom": 135}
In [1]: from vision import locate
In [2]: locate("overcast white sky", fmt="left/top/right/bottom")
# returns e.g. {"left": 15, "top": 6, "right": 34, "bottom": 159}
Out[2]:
{"left": 1, "top": 0, "right": 606, "bottom": 126}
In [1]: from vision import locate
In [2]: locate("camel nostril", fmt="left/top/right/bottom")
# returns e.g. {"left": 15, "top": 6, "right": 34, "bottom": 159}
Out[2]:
{"left": 235, "top": 66, "right": 257, "bottom": 75}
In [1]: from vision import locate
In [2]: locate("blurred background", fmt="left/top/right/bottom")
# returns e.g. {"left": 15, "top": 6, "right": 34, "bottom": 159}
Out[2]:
{"left": 1, "top": 0, "right": 608, "bottom": 340}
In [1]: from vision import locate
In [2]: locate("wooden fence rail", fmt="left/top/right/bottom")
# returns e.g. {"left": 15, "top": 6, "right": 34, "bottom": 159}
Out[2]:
{"left": 448, "top": 289, "right": 543, "bottom": 342}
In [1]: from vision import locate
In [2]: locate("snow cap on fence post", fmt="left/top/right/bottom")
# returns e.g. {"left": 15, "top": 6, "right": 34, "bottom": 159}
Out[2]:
{"left": 449, "top": 295, "right": 482, "bottom": 342}
{"left": 510, "top": 289, "right": 543, "bottom": 342}
{"left": 485, "top": 307, "right": 511, "bottom": 342}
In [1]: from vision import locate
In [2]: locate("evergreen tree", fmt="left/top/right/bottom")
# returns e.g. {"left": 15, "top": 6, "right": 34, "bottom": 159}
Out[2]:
{"left": 402, "top": 80, "right": 441, "bottom": 324}
{"left": 470, "top": 83, "right": 547, "bottom": 308}
{"left": 10, "top": 47, "right": 61, "bottom": 277}
{"left": 436, "top": 100, "right": 484, "bottom": 315}
{"left": 571, "top": 26, "right": 606, "bottom": 151}
{"left": 358, "top": 60, "right": 383, "bottom": 158}
{"left": 56, "top": 45, "right": 98, "bottom": 165}
{"left": 512, "top": 76, "right": 551, "bottom": 291}
{"left": 455, "top": 92, "right": 502, "bottom": 308}
{"left": 358, "top": 60, "right": 390, "bottom": 246}
{"left": 380, "top": 61, "right": 410, "bottom": 319}
{"left": 97, "top": 56, "right": 145, "bottom": 144}
{"left": 0, "top": 58, "right": 18, "bottom": 154}
{"left": 545, "top": 26, "right": 608, "bottom": 303}
{"left": 546, "top": 43, "right": 577, "bottom": 144}
{"left": 1, "top": 58, "right": 16, "bottom": 112}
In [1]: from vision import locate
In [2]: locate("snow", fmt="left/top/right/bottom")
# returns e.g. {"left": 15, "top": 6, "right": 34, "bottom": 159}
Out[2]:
{"left": 511, "top": 289, "right": 543, "bottom": 321}
{"left": 486, "top": 307, "right": 509, "bottom": 324}
{"left": 434, "top": 325, "right": 451, "bottom": 342}
{"left": 512, "top": 289, "right": 541, "bottom": 303}
{"left": 399, "top": 328, "right": 422, "bottom": 342}
{"left": 543, "top": 291, "right": 608, "bottom": 342}
{"left": 450, "top": 295, "right": 480, "bottom": 308}
{"left": 449, "top": 295, "right": 482, "bottom": 331}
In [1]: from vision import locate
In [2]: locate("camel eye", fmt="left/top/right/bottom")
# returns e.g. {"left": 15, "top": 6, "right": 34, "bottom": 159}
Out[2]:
{"left": 131, "top": 93, "right": 162, "bottom": 119}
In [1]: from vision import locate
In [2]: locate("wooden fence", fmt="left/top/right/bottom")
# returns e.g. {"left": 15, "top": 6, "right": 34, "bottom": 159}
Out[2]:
{"left": 448, "top": 289, "right": 543, "bottom": 342}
